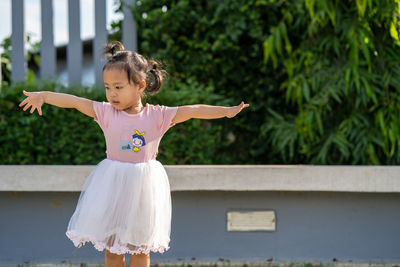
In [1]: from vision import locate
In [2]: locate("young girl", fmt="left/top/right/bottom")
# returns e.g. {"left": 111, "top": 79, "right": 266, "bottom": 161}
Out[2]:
{"left": 19, "top": 41, "right": 249, "bottom": 267}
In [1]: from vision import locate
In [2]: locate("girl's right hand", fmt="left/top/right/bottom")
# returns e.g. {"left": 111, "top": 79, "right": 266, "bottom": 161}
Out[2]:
{"left": 19, "top": 90, "right": 44, "bottom": 116}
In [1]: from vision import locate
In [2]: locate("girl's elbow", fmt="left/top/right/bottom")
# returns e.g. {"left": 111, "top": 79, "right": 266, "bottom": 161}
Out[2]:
{"left": 173, "top": 106, "right": 195, "bottom": 123}
{"left": 172, "top": 115, "right": 191, "bottom": 124}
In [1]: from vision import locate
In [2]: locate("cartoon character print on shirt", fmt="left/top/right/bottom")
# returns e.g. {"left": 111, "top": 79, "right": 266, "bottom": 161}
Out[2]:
{"left": 120, "top": 125, "right": 146, "bottom": 152}
{"left": 131, "top": 130, "right": 146, "bottom": 151}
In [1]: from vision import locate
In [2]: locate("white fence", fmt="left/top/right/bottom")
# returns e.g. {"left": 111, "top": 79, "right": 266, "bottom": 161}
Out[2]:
{"left": 10, "top": 0, "right": 137, "bottom": 86}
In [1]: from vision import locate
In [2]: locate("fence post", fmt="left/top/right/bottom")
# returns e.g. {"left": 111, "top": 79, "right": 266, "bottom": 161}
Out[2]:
{"left": 40, "top": 0, "right": 56, "bottom": 80}
{"left": 94, "top": 0, "right": 108, "bottom": 86}
{"left": 11, "top": 0, "right": 26, "bottom": 82}
{"left": 122, "top": 0, "right": 137, "bottom": 52}
{"left": 0, "top": 51, "right": 2, "bottom": 87}
{"left": 67, "top": 0, "right": 82, "bottom": 85}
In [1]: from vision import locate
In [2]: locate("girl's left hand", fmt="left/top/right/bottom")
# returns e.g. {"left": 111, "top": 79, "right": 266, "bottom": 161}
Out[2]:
{"left": 226, "top": 101, "right": 250, "bottom": 118}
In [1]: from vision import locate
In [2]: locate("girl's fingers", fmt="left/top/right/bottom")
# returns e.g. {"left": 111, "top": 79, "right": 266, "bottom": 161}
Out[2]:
{"left": 23, "top": 90, "right": 29, "bottom": 96}
{"left": 239, "top": 101, "right": 250, "bottom": 108}
{"left": 38, "top": 106, "right": 42, "bottom": 116}
{"left": 32, "top": 106, "right": 40, "bottom": 114}
{"left": 240, "top": 102, "right": 249, "bottom": 107}
{"left": 19, "top": 98, "right": 28, "bottom": 107}
{"left": 23, "top": 103, "right": 32, "bottom": 111}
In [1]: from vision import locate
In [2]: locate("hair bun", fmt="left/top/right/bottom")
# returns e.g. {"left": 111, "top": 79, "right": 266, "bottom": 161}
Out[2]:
{"left": 146, "top": 60, "right": 164, "bottom": 94}
{"left": 103, "top": 41, "right": 125, "bottom": 58}
{"left": 148, "top": 62, "right": 158, "bottom": 72}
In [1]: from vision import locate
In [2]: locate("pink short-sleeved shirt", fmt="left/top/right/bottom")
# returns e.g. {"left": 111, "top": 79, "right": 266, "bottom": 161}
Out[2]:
{"left": 92, "top": 101, "right": 178, "bottom": 163}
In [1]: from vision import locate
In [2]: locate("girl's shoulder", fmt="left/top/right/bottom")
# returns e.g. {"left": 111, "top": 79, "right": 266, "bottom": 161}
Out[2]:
{"left": 147, "top": 103, "right": 162, "bottom": 109}
{"left": 93, "top": 100, "right": 112, "bottom": 108}
{"left": 92, "top": 100, "right": 113, "bottom": 114}
{"left": 146, "top": 103, "right": 173, "bottom": 113}
{"left": 146, "top": 103, "right": 175, "bottom": 109}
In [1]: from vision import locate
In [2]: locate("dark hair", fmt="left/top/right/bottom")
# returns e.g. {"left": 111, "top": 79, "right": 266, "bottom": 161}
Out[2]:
{"left": 102, "top": 41, "right": 165, "bottom": 96}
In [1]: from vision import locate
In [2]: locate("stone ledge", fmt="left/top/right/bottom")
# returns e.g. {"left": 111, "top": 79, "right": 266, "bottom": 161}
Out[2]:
{"left": 0, "top": 165, "right": 400, "bottom": 192}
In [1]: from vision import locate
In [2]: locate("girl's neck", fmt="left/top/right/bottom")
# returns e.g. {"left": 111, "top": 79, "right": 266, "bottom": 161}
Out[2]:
{"left": 123, "top": 103, "right": 144, "bottom": 114}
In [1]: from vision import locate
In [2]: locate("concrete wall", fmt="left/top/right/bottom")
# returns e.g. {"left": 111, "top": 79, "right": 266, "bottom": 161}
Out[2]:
{"left": 0, "top": 165, "right": 400, "bottom": 266}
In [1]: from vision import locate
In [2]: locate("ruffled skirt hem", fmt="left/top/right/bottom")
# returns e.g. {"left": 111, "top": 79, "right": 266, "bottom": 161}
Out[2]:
{"left": 66, "top": 230, "right": 169, "bottom": 255}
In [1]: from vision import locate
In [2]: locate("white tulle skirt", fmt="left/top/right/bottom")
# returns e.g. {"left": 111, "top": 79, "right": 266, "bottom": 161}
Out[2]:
{"left": 65, "top": 158, "right": 172, "bottom": 255}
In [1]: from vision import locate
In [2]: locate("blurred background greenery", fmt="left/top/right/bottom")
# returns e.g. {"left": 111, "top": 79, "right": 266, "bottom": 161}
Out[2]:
{"left": 1, "top": 0, "right": 400, "bottom": 165}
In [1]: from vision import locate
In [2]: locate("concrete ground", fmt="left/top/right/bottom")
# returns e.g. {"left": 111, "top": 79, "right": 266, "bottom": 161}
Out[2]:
{"left": 18, "top": 263, "right": 400, "bottom": 267}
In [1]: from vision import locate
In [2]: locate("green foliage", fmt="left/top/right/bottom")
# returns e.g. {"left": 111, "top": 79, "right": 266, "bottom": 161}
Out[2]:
{"left": 260, "top": 0, "right": 400, "bottom": 164}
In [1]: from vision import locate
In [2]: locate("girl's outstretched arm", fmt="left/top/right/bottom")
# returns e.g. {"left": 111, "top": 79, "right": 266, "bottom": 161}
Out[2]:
{"left": 19, "top": 90, "right": 96, "bottom": 118}
{"left": 172, "top": 101, "right": 250, "bottom": 124}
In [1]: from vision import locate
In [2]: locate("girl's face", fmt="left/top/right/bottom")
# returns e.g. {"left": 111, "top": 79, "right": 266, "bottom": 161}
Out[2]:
{"left": 103, "top": 68, "right": 145, "bottom": 111}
